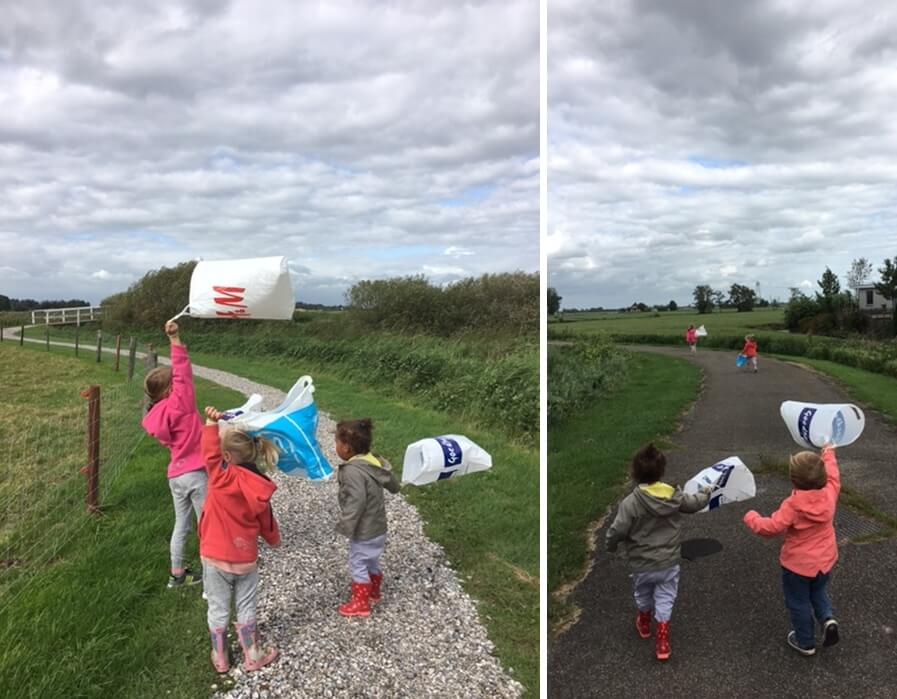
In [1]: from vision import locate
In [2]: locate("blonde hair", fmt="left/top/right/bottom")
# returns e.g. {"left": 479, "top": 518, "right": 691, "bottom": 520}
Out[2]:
{"left": 789, "top": 451, "right": 826, "bottom": 490}
{"left": 144, "top": 367, "right": 172, "bottom": 404}
{"left": 222, "top": 428, "right": 280, "bottom": 470}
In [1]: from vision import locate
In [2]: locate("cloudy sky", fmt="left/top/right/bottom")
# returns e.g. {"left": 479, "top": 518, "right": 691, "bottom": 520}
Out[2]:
{"left": 549, "top": 0, "right": 897, "bottom": 309}
{"left": 1, "top": 0, "right": 537, "bottom": 305}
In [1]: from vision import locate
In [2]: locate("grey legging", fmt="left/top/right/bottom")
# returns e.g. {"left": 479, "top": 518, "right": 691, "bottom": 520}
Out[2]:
{"left": 168, "top": 469, "right": 207, "bottom": 570}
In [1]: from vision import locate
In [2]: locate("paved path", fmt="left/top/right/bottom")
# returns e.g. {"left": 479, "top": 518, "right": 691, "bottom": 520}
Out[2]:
{"left": 549, "top": 346, "right": 897, "bottom": 699}
{"left": 8, "top": 326, "right": 522, "bottom": 698}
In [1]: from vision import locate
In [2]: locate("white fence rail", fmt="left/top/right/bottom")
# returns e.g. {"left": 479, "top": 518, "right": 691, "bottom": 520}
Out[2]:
{"left": 31, "top": 306, "right": 103, "bottom": 325}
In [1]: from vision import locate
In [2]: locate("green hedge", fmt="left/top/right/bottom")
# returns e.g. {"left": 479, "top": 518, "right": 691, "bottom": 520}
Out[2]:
{"left": 548, "top": 336, "right": 629, "bottom": 425}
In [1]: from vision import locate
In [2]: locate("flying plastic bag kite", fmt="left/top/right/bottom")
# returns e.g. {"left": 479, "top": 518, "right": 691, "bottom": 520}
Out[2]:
{"left": 695, "top": 325, "right": 708, "bottom": 337}
{"left": 170, "top": 256, "right": 295, "bottom": 321}
{"left": 780, "top": 401, "right": 865, "bottom": 449}
{"left": 736, "top": 354, "right": 747, "bottom": 368}
{"left": 219, "top": 376, "right": 333, "bottom": 481}
{"left": 402, "top": 435, "right": 493, "bottom": 486}
{"left": 683, "top": 457, "right": 756, "bottom": 512}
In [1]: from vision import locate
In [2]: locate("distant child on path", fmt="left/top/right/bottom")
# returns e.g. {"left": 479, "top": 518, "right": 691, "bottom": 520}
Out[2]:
{"left": 334, "top": 419, "right": 400, "bottom": 617}
{"left": 201, "top": 407, "right": 281, "bottom": 673}
{"left": 141, "top": 321, "right": 206, "bottom": 588}
{"left": 685, "top": 324, "right": 697, "bottom": 353}
{"left": 743, "top": 445, "right": 840, "bottom": 656}
{"left": 742, "top": 334, "right": 758, "bottom": 373}
{"left": 605, "top": 444, "right": 712, "bottom": 661}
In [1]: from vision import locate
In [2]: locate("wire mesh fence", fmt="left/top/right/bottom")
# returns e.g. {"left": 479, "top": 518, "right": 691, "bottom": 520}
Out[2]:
{"left": 0, "top": 334, "right": 151, "bottom": 613}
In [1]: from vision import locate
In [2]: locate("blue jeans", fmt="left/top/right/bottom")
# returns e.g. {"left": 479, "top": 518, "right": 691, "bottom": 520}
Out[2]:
{"left": 781, "top": 567, "right": 833, "bottom": 649}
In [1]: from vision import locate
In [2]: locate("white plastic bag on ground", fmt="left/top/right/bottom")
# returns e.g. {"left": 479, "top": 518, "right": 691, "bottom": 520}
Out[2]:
{"left": 220, "top": 376, "right": 333, "bottom": 481}
{"left": 683, "top": 457, "right": 756, "bottom": 512}
{"left": 780, "top": 401, "right": 865, "bottom": 449}
{"left": 173, "top": 256, "right": 295, "bottom": 320}
{"left": 695, "top": 325, "right": 707, "bottom": 337}
{"left": 402, "top": 435, "right": 492, "bottom": 486}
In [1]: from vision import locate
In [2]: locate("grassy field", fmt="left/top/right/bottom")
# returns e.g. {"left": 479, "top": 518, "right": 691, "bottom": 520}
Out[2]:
{"left": 551, "top": 307, "right": 786, "bottom": 337}
{"left": 1, "top": 333, "right": 539, "bottom": 695}
{"left": 0, "top": 341, "right": 245, "bottom": 698}
{"left": 548, "top": 351, "right": 700, "bottom": 630}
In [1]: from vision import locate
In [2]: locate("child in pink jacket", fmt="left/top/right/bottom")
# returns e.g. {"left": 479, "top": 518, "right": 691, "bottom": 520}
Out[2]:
{"left": 743, "top": 445, "right": 840, "bottom": 656}
{"left": 141, "top": 321, "right": 207, "bottom": 588}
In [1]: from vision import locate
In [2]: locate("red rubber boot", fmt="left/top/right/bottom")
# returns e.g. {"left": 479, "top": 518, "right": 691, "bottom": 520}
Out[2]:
{"left": 339, "top": 582, "right": 372, "bottom": 618}
{"left": 370, "top": 573, "right": 383, "bottom": 604}
{"left": 636, "top": 610, "right": 652, "bottom": 639}
{"left": 655, "top": 621, "right": 671, "bottom": 661}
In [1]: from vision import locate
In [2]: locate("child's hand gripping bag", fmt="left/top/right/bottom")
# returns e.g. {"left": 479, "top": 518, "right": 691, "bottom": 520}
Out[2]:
{"left": 221, "top": 376, "right": 333, "bottom": 480}
{"left": 172, "top": 256, "right": 295, "bottom": 321}
{"left": 402, "top": 435, "right": 492, "bottom": 486}
{"left": 683, "top": 457, "right": 756, "bottom": 512}
{"left": 780, "top": 401, "right": 865, "bottom": 449}
{"left": 736, "top": 354, "right": 747, "bottom": 367}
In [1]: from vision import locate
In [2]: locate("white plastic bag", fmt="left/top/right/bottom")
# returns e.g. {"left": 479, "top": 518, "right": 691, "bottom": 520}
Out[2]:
{"left": 695, "top": 325, "right": 707, "bottom": 337}
{"left": 173, "top": 256, "right": 295, "bottom": 320}
{"left": 402, "top": 435, "right": 492, "bottom": 486}
{"left": 683, "top": 457, "right": 756, "bottom": 512}
{"left": 220, "top": 376, "right": 333, "bottom": 481}
{"left": 780, "top": 401, "right": 865, "bottom": 449}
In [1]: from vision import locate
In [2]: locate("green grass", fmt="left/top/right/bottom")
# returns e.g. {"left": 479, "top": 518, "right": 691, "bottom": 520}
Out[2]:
{"left": 771, "top": 354, "right": 897, "bottom": 423}
{"left": 0, "top": 341, "right": 245, "bottom": 698}
{"left": 1, "top": 334, "right": 540, "bottom": 694}
{"left": 548, "top": 352, "right": 700, "bottom": 629}
{"left": 551, "top": 307, "right": 785, "bottom": 336}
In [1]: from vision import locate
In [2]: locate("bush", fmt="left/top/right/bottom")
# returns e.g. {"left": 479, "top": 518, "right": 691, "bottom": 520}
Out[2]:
{"left": 548, "top": 336, "right": 629, "bottom": 425}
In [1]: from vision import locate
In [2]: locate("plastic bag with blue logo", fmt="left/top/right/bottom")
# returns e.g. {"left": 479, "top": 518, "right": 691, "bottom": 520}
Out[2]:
{"left": 683, "top": 457, "right": 756, "bottom": 512}
{"left": 401, "top": 435, "right": 493, "bottom": 486}
{"left": 779, "top": 400, "right": 865, "bottom": 449}
{"left": 736, "top": 354, "right": 747, "bottom": 367}
{"left": 220, "top": 376, "right": 333, "bottom": 481}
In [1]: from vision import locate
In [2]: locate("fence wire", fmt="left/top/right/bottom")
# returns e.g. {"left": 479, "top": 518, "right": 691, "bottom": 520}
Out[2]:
{"left": 0, "top": 331, "right": 153, "bottom": 613}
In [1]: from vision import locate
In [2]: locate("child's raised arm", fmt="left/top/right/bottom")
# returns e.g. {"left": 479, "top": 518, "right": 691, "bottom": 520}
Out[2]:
{"left": 822, "top": 445, "right": 840, "bottom": 501}
{"left": 165, "top": 321, "right": 197, "bottom": 411}
{"left": 201, "top": 407, "right": 228, "bottom": 486}
{"left": 679, "top": 485, "right": 713, "bottom": 514}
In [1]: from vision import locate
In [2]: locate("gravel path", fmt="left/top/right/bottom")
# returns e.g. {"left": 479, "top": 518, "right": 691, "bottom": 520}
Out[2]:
{"left": 10, "top": 327, "right": 523, "bottom": 698}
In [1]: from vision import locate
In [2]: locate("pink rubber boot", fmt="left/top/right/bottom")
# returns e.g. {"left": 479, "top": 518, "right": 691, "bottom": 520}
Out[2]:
{"left": 235, "top": 621, "right": 278, "bottom": 672}
{"left": 209, "top": 627, "right": 229, "bottom": 673}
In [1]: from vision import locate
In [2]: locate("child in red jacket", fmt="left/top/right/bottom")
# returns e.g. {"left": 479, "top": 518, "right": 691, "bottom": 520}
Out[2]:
{"left": 743, "top": 445, "right": 840, "bottom": 656}
{"left": 141, "top": 321, "right": 206, "bottom": 588}
{"left": 201, "top": 406, "right": 281, "bottom": 674}
{"left": 742, "top": 334, "right": 758, "bottom": 373}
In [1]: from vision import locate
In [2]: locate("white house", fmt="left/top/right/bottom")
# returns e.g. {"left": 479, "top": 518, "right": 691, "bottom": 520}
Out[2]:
{"left": 856, "top": 284, "right": 894, "bottom": 313}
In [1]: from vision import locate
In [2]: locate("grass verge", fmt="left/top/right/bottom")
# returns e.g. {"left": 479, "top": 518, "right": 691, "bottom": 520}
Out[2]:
{"left": 548, "top": 352, "right": 700, "bottom": 632}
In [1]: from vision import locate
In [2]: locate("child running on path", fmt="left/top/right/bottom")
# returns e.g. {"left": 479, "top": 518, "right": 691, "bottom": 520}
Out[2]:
{"left": 685, "top": 324, "right": 697, "bottom": 353}
{"left": 743, "top": 445, "right": 840, "bottom": 656}
{"left": 334, "top": 419, "right": 400, "bottom": 618}
{"left": 141, "top": 321, "right": 206, "bottom": 588}
{"left": 201, "top": 407, "right": 280, "bottom": 673}
{"left": 605, "top": 443, "right": 712, "bottom": 661}
{"left": 742, "top": 334, "right": 758, "bottom": 373}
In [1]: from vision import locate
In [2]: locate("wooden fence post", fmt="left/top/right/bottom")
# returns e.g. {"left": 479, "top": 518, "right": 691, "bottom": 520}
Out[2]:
{"left": 127, "top": 337, "right": 137, "bottom": 381}
{"left": 45, "top": 324, "right": 50, "bottom": 351}
{"left": 75, "top": 325, "right": 80, "bottom": 357}
{"left": 0, "top": 326, "right": 3, "bottom": 342}
{"left": 145, "top": 343, "right": 158, "bottom": 370}
{"left": 80, "top": 385, "right": 101, "bottom": 515}
{"left": 19, "top": 324, "right": 24, "bottom": 346}
{"left": 114, "top": 335, "right": 122, "bottom": 371}
{"left": 95, "top": 330, "right": 102, "bottom": 363}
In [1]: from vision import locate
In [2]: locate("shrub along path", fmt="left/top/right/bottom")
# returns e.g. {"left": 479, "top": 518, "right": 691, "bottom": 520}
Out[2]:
{"left": 9, "top": 326, "right": 522, "bottom": 697}
{"left": 549, "top": 346, "right": 897, "bottom": 698}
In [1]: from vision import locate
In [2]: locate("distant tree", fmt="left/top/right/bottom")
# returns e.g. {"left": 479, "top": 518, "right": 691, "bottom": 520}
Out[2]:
{"left": 846, "top": 257, "right": 874, "bottom": 306}
{"left": 548, "top": 287, "right": 562, "bottom": 316}
{"left": 668, "top": 300, "right": 678, "bottom": 311}
{"left": 0, "top": 294, "right": 10, "bottom": 311}
{"left": 728, "top": 283, "right": 757, "bottom": 312}
{"left": 636, "top": 302, "right": 649, "bottom": 312}
{"left": 711, "top": 290, "right": 725, "bottom": 313}
{"left": 875, "top": 257, "right": 897, "bottom": 335}
{"left": 692, "top": 285, "right": 714, "bottom": 314}
{"left": 816, "top": 267, "right": 841, "bottom": 312}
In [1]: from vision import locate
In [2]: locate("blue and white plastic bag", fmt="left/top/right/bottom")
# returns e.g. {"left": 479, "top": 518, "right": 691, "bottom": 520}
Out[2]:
{"left": 683, "top": 457, "right": 756, "bottom": 512}
{"left": 220, "top": 376, "right": 333, "bottom": 480}
{"left": 401, "top": 435, "right": 492, "bottom": 486}
{"left": 780, "top": 401, "right": 865, "bottom": 449}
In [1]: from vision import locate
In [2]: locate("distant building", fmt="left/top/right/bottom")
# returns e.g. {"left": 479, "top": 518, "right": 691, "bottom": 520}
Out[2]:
{"left": 856, "top": 284, "right": 894, "bottom": 314}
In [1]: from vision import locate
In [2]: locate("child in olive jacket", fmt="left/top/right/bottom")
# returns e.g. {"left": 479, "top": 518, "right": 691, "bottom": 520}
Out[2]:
{"left": 606, "top": 443, "right": 712, "bottom": 661}
{"left": 334, "top": 418, "right": 400, "bottom": 617}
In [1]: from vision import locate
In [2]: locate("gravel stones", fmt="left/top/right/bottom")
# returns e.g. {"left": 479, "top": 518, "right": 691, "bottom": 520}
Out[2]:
{"left": 186, "top": 366, "right": 522, "bottom": 699}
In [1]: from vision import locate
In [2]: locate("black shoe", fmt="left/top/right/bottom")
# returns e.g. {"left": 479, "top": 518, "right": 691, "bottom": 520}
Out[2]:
{"left": 822, "top": 618, "right": 839, "bottom": 647}
{"left": 168, "top": 568, "right": 202, "bottom": 588}
{"left": 787, "top": 631, "right": 816, "bottom": 656}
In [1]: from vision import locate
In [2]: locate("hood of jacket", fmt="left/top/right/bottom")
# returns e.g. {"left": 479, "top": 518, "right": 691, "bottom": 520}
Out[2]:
{"left": 632, "top": 482, "right": 687, "bottom": 518}
{"left": 343, "top": 453, "right": 394, "bottom": 487}
{"left": 788, "top": 487, "right": 834, "bottom": 525}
